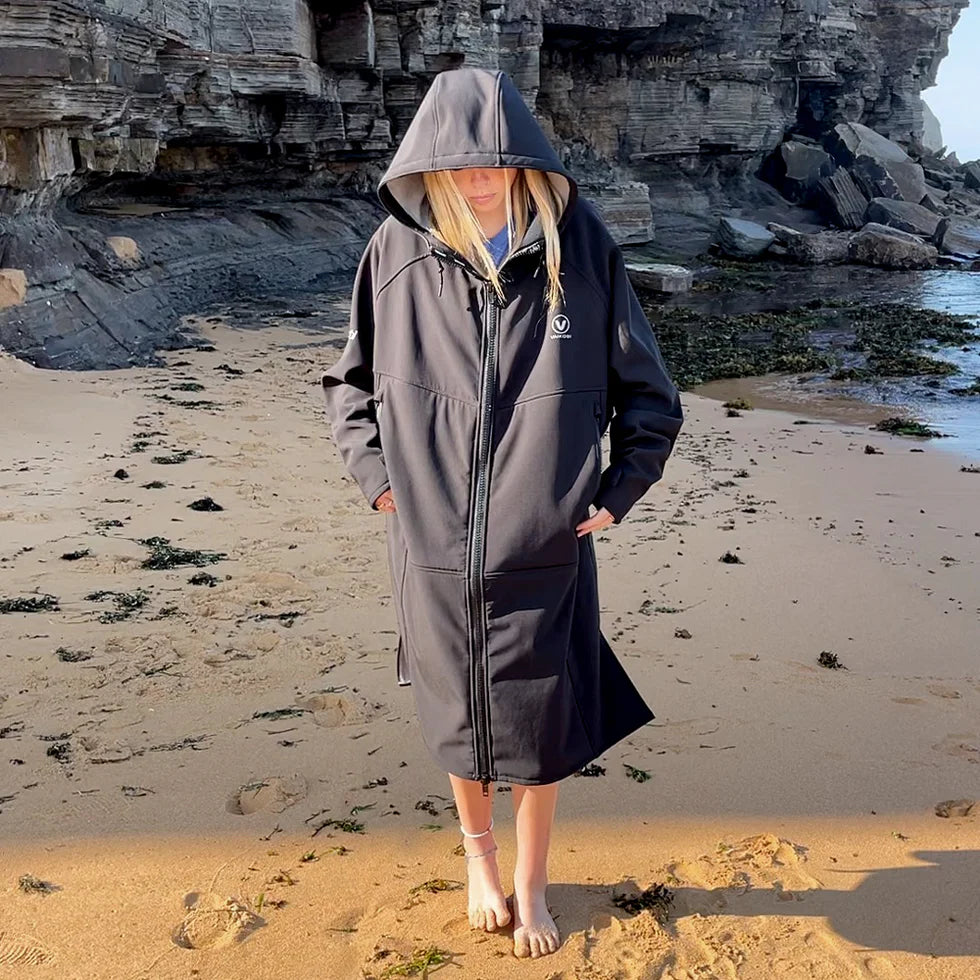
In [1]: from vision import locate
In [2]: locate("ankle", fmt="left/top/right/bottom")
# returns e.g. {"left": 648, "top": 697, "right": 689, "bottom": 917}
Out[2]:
{"left": 463, "top": 829, "right": 496, "bottom": 852}
{"left": 513, "top": 871, "right": 548, "bottom": 895}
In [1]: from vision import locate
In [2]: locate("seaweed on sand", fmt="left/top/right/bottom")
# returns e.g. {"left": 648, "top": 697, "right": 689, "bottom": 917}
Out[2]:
{"left": 872, "top": 417, "right": 947, "bottom": 438}
{"left": 151, "top": 449, "right": 195, "bottom": 465}
{"left": 612, "top": 882, "right": 675, "bottom": 922}
{"left": 0, "top": 594, "right": 60, "bottom": 613}
{"left": 84, "top": 588, "right": 151, "bottom": 623}
{"left": 641, "top": 292, "right": 979, "bottom": 392}
{"left": 138, "top": 536, "right": 227, "bottom": 569}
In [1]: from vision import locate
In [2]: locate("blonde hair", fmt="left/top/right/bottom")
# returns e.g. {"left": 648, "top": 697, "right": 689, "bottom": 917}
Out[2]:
{"left": 420, "top": 167, "right": 566, "bottom": 315}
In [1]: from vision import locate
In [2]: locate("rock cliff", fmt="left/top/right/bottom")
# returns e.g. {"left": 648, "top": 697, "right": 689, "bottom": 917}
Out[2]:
{"left": 0, "top": 0, "right": 971, "bottom": 367}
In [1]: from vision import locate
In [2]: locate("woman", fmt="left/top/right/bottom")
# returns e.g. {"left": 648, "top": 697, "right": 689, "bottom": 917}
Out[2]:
{"left": 321, "top": 67, "right": 684, "bottom": 958}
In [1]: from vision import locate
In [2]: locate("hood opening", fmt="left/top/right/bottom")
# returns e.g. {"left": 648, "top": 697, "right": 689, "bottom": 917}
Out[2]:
{"left": 376, "top": 67, "right": 578, "bottom": 246}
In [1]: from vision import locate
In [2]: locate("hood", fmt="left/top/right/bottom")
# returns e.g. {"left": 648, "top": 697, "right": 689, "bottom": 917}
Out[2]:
{"left": 377, "top": 67, "right": 578, "bottom": 251}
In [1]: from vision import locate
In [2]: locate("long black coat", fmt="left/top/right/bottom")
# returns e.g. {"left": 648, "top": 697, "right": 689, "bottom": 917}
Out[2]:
{"left": 321, "top": 67, "right": 684, "bottom": 789}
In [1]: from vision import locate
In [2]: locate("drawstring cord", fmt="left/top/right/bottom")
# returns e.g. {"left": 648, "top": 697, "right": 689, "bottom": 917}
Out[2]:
{"left": 429, "top": 247, "right": 446, "bottom": 297}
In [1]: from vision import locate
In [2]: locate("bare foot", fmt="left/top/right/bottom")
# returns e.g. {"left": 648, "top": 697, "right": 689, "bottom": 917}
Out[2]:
{"left": 512, "top": 882, "right": 560, "bottom": 957}
{"left": 463, "top": 832, "right": 511, "bottom": 931}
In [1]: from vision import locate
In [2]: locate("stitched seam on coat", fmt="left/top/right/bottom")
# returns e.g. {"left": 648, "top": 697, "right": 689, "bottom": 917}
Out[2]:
{"left": 483, "top": 559, "right": 578, "bottom": 576}
{"left": 376, "top": 254, "right": 430, "bottom": 296}
{"left": 373, "top": 371, "right": 478, "bottom": 406}
{"left": 495, "top": 71, "right": 502, "bottom": 165}
{"left": 560, "top": 253, "right": 609, "bottom": 314}
{"left": 408, "top": 560, "right": 465, "bottom": 575}
{"left": 506, "top": 386, "right": 604, "bottom": 409}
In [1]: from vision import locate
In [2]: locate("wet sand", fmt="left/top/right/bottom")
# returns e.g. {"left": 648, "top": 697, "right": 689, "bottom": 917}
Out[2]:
{"left": 1, "top": 310, "right": 978, "bottom": 978}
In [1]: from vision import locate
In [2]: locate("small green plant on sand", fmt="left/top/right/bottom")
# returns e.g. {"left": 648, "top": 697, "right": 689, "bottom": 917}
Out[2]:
{"left": 408, "top": 878, "right": 463, "bottom": 896}
{"left": 377, "top": 945, "right": 454, "bottom": 979}
{"left": 623, "top": 763, "right": 651, "bottom": 783}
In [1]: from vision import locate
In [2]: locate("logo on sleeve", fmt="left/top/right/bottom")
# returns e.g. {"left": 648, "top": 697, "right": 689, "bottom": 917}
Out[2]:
{"left": 550, "top": 314, "right": 571, "bottom": 339}
{"left": 347, "top": 328, "right": 357, "bottom": 341}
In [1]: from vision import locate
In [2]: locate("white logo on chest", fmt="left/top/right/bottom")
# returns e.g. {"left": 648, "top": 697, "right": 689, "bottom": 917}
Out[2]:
{"left": 550, "top": 314, "right": 571, "bottom": 339}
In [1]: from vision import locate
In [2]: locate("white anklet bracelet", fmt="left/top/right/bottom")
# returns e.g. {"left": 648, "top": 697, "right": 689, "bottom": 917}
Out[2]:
{"left": 459, "top": 816, "right": 493, "bottom": 838}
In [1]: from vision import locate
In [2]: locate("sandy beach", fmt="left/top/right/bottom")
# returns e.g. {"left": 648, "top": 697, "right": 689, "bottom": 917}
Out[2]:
{"left": 1, "top": 304, "right": 978, "bottom": 979}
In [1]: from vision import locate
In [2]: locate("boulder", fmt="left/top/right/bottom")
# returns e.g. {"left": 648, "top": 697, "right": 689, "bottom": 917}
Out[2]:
{"left": 625, "top": 262, "right": 694, "bottom": 294}
{"left": 769, "top": 140, "right": 835, "bottom": 202}
{"left": 825, "top": 122, "right": 927, "bottom": 203}
{"left": 766, "top": 222, "right": 804, "bottom": 245}
{"left": 785, "top": 231, "right": 851, "bottom": 265}
{"left": 587, "top": 181, "right": 654, "bottom": 245}
{"left": 932, "top": 216, "right": 980, "bottom": 259}
{"left": 848, "top": 222, "right": 938, "bottom": 269}
{"left": 923, "top": 167, "right": 954, "bottom": 190}
{"left": 816, "top": 168, "right": 868, "bottom": 229}
{"left": 963, "top": 162, "right": 980, "bottom": 192}
{"left": 865, "top": 198, "right": 942, "bottom": 238}
{"left": 716, "top": 217, "right": 775, "bottom": 258}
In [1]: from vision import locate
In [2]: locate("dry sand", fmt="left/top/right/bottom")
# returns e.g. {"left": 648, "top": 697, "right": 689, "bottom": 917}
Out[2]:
{"left": 1, "top": 306, "right": 978, "bottom": 980}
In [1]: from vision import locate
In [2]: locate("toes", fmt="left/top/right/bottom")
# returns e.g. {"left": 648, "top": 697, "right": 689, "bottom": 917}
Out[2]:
{"left": 485, "top": 909, "right": 497, "bottom": 931}
{"left": 513, "top": 931, "right": 530, "bottom": 958}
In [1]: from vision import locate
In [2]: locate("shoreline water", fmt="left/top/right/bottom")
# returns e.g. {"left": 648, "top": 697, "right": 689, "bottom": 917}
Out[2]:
{"left": 1, "top": 309, "right": 977, "bottom": 977}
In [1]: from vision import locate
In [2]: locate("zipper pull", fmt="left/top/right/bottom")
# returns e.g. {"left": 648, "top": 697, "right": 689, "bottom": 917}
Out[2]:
{"left": 481, "top": 777, "right": 490, "bottom": 797}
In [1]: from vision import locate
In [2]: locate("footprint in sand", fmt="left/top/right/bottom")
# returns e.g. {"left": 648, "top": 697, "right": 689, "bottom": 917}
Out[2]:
{"left": 296, "top": 691, "right": 385, "bottom": 728}
{"left": 926, "top": 683, "right": 961, "bottom": 699}
{"left": 934, "top": 798, "right": 976, "bottom": 818}
{"left": 77, "top": 735, "right": 134, "bottom": 764}
{"left": 863, "top": 953, "right": 900, "bottom": 976}
{"left": 226, "top": 774, "right": 308, "bottom": 815}
{"left": 173, "top": 892, "right": 259, "bottom": 949}
{"left": 0, "top": 932, "right": 55, "bottom": 966}
{"left": 891, "top": 696, "right": 925, "bottom": 705}
{"left": 931, "top": 734, "right": 980, "bottom": 763}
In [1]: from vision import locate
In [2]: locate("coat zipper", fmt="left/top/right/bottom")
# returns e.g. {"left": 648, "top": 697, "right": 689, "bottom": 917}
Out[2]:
{"left": 468, "top": 282, "right": 499, "bottom": 796}
{"left": 417, "top": 231, "right": 543, "bottom": 795}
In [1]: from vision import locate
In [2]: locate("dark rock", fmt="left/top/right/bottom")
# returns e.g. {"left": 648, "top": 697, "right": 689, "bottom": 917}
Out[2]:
{"left": 767, "top": 140, "right": 835, "bottom": 202}
{"left": 848, "top": 223, "right": 939, "bottom": 269}
{"left": 865, "top": 198, "right": 942, "bottom": 238}
{"left": 963, "top": 162, "right": 980, "bottom": 191}
{"left": 933, "top": 216, "right": 980, "bottom": 259}
{"left": 825, "top": 123, "right": 927, "bottom": 204}
{"left": 816, "top": 169, "right": 868, "bottom": 229}
{"left": 766, "top": 222, "right": 803, "bottom": 245}
{"left": 625, "top": 262, "right": 693, "bottom": 293}
{"left": 785, "top": 231, "right": 851, "bottom": 265}
{"left": 923, "top": 167, "right": 954, "bottom": 190}
{"left": 716, "top": 217, "right": 775, "bottom": 258}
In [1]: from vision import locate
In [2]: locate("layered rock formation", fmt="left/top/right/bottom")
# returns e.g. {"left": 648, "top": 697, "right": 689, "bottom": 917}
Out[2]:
{"left": 0, "top": 0, "right": 972, "bottom": 367}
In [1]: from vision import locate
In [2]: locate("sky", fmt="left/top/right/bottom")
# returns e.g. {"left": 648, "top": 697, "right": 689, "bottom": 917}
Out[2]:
{"left": 921, "top": 1, "right": 980, "bottom": 162}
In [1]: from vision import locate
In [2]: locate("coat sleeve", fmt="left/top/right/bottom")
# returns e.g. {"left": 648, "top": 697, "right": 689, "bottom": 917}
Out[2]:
{"left": 592, "top": 241, "right": 684, "bottom": 524}
{"left": 320, "top": 231, "right": 391, "bottom": 511}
